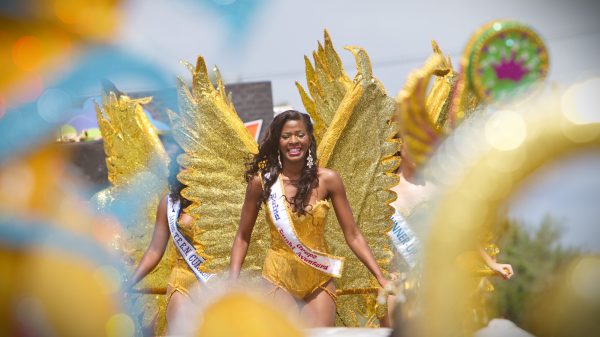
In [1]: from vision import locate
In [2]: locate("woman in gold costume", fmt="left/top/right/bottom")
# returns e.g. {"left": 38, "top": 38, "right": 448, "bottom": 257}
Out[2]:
{"left": 129, "top": 144, "right": 200, "bottom": 329}
{"left": 385, "top": 142, "right": 514, "bottom": 328}
{"left": 229, "top": 110, "right": 390, "bottom": 326}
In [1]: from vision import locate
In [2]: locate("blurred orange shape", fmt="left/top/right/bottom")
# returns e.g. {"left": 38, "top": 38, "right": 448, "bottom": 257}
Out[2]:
{"left": 12, "top": 36, "right": 43, "bottom": 72}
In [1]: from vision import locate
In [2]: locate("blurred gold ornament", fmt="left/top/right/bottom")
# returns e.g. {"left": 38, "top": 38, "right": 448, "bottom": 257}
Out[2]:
{"left": 396, "top": 53, "right": 446, "bottom": 168}
{"left": 0, "top": 246, "right": 129, "bottom": 337}
{"left": 0, "top": 141, "right": 129, "bottom": 336}
{"left": 193, "top": 292, "right": 304, "bottom": 337}
{"left": 0, "top": 0, "right": 121, "bottom": 98}
{"left": 417, "top": 91, "right": 600, "bottom": 336}
{"left": 524, "top": 255, "right": 600, "bottom": 337}
{"left": 426, "top": 40, "right": 456, "bottom": 129}
{"left": 394, "top": 38, "right": 535, "bottom": 330}
{"left": 0, "top": 143, "right": 100, "bottom": 236}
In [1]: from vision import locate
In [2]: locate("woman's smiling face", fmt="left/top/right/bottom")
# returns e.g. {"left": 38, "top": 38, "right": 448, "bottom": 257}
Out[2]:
{"left": 278, "top": 119, "right": 310, "bottom": 165}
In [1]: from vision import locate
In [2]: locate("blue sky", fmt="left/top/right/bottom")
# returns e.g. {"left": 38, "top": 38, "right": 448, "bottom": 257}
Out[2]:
{"left": 112, "top": 0, "right": 600, "bottom": 109}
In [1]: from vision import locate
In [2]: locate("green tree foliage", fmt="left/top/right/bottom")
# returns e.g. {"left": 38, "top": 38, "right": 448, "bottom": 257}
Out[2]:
{"left": 489, "top": 215, "right": 581, "bottom": 327}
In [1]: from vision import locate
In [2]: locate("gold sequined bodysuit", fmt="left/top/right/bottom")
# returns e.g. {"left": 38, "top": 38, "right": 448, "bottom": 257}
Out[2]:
{"left": 262, "top": 199, "right": 334, "bottom": 300}
{"left": 166, "top": 201, "right": 201, "bottom": 303}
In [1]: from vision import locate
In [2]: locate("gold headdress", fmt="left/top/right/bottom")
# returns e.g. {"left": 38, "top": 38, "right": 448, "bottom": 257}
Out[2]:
{"left": 448, "top": 20, "right": 549, "bottom": 124}
{"left": 396, "top": 41, "right": 459, "bottom": 168}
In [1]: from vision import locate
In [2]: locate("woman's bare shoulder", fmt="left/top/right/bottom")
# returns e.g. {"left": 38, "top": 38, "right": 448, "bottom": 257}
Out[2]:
{"left": 157, "top": 193, "right": 169, "bottom": 213}
{"left": 248, "top": 174, "right": 263, "bottom": 188}
{"left": 246, "top": 174, "right": 264, "bottom": 198}
{"left": 318, "top": 167, "right": 341, "bottom": 181}
{"left": 317, "top": 167, "right": 343, "bottom": 191}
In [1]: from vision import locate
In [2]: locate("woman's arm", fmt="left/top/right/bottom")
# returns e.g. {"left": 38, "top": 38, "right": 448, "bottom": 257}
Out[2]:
{"left": 478, "top": 247, "right": 514, "bottom": 280}
{"left": 229, "top": 176, "right": 263, "bottom": 280}
{"left": 128, "top": 196, "right": 171, "bottom": 288}
{"left": 324, "top": 169, "right": 389, "bottom": 288}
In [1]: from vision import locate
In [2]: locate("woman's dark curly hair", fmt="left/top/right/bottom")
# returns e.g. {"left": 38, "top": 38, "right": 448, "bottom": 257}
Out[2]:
{"left": 245, "top": 110, "right": 318, "bottom": 215}
{"left": 165, "top": 141, "right": 192, "bottom": 211}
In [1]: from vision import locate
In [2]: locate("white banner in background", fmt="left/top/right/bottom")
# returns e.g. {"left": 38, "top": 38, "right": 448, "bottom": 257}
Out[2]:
{"left": 167, "top": 196, "right": 214, "bottom": 284}
{"left": 388, "top": 209, "right": 420, "bottom": 269}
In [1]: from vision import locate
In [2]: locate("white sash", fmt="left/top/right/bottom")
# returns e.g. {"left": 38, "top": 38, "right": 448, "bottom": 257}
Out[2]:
{"left": 167, "top": 196, "right": 214, "bottom": 284}
{"left": 266, "top": 175, "right": 344, "bottom": 277}
{"left": 388, "top": 208, "right": 420, "bottom": 269}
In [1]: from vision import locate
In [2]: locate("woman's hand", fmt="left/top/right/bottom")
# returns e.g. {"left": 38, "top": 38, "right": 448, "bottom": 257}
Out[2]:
{"left": 377, "top": 276, "right": 391, "bottom": 290}
{"left": 478, "top": 247, "right": 514, "bottom": 280}
{"left": 489, "top": 262, "right": 514, "bottom": 280}
{"left": 378, "top": 277, "right": 398, "bottom": 296}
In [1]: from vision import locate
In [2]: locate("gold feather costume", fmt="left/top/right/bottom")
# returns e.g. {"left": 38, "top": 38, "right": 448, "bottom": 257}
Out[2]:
{"left": 168, "top": 37, "right": 400, "bottom": 326}
{"left": 91, "top": 92, "right": 172, "bottom": 334}
{"left": 168, "top": 57, "right": 269, "bottom": 279}
{"left": 296, "top": 30, "right": 400, "bottom": 327}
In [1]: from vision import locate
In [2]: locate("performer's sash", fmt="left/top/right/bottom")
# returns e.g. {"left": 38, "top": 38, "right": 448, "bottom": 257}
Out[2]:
{"left": 267, "top": 175, "right": 344, "bottom": 277}
{"left": 167, "top": 196, "right": 214, "bottom": 283}
{"left": 388, "top": 209, "right": 420, "bottom": 269}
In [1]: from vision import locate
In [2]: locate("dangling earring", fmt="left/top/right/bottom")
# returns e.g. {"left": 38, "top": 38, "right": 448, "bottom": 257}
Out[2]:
{"left": 278, "top": 150, "right": 283, "bottom": 169}
{"left": 306, "top": 148, "right": 314, "bottom": 169}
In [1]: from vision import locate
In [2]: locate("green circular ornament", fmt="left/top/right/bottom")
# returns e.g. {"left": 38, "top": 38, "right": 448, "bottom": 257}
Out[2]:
{"left": 464, "top": 20, "right": 549, "bottom": 103}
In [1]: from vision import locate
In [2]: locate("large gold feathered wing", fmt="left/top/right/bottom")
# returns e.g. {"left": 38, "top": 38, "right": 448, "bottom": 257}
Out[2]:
{"left": 295, "top": 30, "right": 352, "bottom": 143}
{"left": 96, "top": 93, "right": 169, "bottom": 187}
{"left": 168, "top": 56, "right": 268, "bottom": 277}
{"left": 92, "top": 92, "right": 171, "bottom": 334}
{"left": 297, "top": 31, "right": 400, "bottom": 327}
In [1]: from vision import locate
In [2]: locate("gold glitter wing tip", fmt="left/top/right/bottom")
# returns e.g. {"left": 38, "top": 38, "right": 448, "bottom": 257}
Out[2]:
{"left": 344, "top": 46, "right": 373, "bottom": 83}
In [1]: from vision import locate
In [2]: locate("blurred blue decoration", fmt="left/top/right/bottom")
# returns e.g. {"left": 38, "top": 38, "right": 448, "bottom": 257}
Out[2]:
{"left": 0, "top": 46, "right": 171, "bottom": 164}
{"left": 0, "top": 217, "right": 122, "bottom": 271}
{"left": 187, "top": 0, "right": 268, "bottom": 44}
{"left": 91, "top": 165, "right": 166, "bottom": 229}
